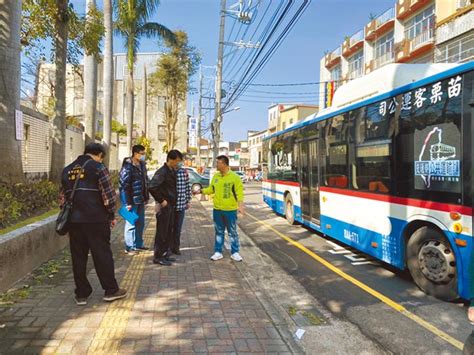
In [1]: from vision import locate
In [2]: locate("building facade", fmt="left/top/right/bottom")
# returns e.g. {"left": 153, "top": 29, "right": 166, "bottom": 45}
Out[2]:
{"left": 35, "top": 53, "right": 188, "bottom": 165}
{"left": 320, "top": 0, "right": 474, "bottom": 109}
{"left": 278, "top": 105, "right": 319, "bottom": 131}
{"left": 267, "top": 103, "right": 292, "bottom": 134}
{"left": 248, "top": 129, "right": 267, "bottom": 171}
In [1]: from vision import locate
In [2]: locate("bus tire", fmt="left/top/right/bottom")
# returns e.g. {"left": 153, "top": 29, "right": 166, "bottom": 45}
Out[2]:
{"left": 406, "top": 226, "right": 458, "bottom": 301}
{"left": 284, "top": 194, "right": 296, "bottom": 225}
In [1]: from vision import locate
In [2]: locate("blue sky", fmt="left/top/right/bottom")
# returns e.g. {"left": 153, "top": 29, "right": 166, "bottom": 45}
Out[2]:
{"left": 71, "top": 0, "right": 394, "bottom": 142}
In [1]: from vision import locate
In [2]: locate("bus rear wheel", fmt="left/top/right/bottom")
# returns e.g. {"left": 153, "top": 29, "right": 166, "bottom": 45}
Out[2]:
{"left": 406, "top": 226, "right": 458, "bottom": 301}
{"left": 284, "top": 194, "right": 296, "bottom": 225}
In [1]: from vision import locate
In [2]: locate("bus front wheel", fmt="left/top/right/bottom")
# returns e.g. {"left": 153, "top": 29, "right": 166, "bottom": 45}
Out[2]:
{"left": 406, "top": 226, "right": 458, "bottom": 301}
{"left": 284, "top": 194, "right": 296, "bottom": 225}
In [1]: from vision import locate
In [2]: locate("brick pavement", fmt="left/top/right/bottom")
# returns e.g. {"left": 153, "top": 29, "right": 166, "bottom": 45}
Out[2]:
{"left": 0, "top": 200, "right": 294, "bottom": 354}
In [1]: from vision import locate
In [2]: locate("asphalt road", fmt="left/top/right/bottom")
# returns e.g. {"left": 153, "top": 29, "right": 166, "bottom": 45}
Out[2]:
{"left": 239, "top": 183, "right": 473, "bottom": 354}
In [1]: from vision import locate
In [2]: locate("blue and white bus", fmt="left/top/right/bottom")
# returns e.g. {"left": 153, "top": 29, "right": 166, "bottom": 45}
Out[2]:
{"left": 262, "top": 62, "right": 474, "bottom": 301}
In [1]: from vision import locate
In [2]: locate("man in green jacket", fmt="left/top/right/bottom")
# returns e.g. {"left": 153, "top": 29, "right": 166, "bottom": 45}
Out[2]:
{"left": 198, "top": 155, "right": 244, "bottom": 262}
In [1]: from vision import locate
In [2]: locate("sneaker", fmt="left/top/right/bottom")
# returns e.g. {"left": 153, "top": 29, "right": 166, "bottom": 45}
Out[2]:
{"left": 125, "top": 249, "right": 139, "bottom": 255}
{"left": 103, "top": 288, "right": 127, "bottom": 302}
{"left": 231, "top": 252, "right": 243, "bottom": 262}
{"left": 74, "top": 296, "right": 88, "bottom": 306}
{"left": 210, "top": 252, "right": 223, "bottom": 261}
{"left": 137, "top": 246, "right": 150, "bottom": 251}
{"left": 469, "top": 306, "right": 474, "bottom": 325}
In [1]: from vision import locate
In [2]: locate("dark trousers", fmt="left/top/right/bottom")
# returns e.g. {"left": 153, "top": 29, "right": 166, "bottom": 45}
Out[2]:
{"left": 171, "top": 210, "right": 186, "bottom": 252}
{"left": 154, "top": 205, "right": 174, "bottom": 260}
{"left": 69, "top": 222, "right": 119, "bottom": 298}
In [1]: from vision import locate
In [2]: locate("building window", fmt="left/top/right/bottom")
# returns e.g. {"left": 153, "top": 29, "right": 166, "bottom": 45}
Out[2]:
{"left": 158, "top": 125, "right": 166, "bottom": 140}
{"left": 282, "top": 122, "right": 286, "bottom": 130}
{"left": 289, "top": 118, "right": 293, "bottom": 125}
{"left": 436, "top": 32, "right": 474, "bottom": 63}
{"left": 405, "top": 5, "right": 435, "bottom": 50}
{"left": 70, "top": 137, "right": 73, "bottom": 150}
{"left": 330, "top": 65, "right": 342, "bottom": 90}
{"left": 348, "top": 50, "right": 364, "bottom": 80}
{"left": 375, "top": 31, "right": 394, "bottom": 68}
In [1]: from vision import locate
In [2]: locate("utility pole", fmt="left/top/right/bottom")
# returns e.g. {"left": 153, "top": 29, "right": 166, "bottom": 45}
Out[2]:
{"left": 197, "top": 65, "right": 203, "bottom": 168}
{"left": 212, "top": 0, "right": 226, "bottom": 166}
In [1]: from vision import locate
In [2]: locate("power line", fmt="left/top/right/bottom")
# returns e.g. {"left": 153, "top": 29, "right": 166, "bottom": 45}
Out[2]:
{"left": 224, "top": 1, "right": 296, "bottom": 108}
{"left": 223, "top": 1, "right": 312, "bottom": 110}
{"left": 243, "top": 89, "right": 319, "bottom": 95}
{"left": 246, "top": 81, "right": 320, "bottom": 86}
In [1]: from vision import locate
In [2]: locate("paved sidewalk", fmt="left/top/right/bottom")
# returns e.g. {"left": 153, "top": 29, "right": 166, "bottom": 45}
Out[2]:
{"left": 0, "top": 200, "right": 295, "bottom": 354}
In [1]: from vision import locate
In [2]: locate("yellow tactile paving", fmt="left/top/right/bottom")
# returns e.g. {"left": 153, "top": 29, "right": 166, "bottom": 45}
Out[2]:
{"left": 86, "top": 223, "right": 155, "bottom": 354}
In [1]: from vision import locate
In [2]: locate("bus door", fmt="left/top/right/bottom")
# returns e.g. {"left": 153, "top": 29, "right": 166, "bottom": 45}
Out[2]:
{"left": 309, "top": 139, "right": 320, "bottom": 223}
{"left": 299, "top": 139, "right": 320, "bottom": 223}
{"left": 299, "top": 140, "right": 311, "bottom": 220}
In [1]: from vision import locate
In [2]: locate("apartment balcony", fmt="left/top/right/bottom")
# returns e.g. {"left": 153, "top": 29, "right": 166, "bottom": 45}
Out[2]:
{"left": 365, "top": 7, "right": 395, "bottom": 41}
{"left": 342, "top": 29, "right": 364, "bottom": 57}
{"left": 395, "top": 26, "right": 435, "bottom": 62}
{"left": 348, "top": 67, "right": 364, "bottom": 80}
{"left": 374, "top": 51, "right": 395, "bottom": 69}
{"left": 325, "top": 46, "right": 342, "bottom": 68}
{"left": 397, "top": 0, "right": 434, "bottom": 20}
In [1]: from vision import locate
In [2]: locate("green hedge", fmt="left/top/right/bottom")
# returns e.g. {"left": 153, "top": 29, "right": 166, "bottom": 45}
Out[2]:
{"left": 0, "top": 181, "right": 59, "bottom": 229}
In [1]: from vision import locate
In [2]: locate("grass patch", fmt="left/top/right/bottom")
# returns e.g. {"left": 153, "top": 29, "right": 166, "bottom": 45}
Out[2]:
{"left": 302, "top": 311, "right": 325, "bottom": 326}
{"left": 0, "top": 208, "right": 59, "bottom": 236}
{"left": 0, "top": 285, "right": 32, "bottom": 306}
{"left": 287, "top": 305, "right": 298, "bottom": 317}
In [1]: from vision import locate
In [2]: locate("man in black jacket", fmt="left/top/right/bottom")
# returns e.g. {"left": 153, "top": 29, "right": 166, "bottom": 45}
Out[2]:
{"left": 61, "top": 143, "right": 126, "bottom": 305}
{"left": 148, "top": 150, "right": 183, "bottom": 266}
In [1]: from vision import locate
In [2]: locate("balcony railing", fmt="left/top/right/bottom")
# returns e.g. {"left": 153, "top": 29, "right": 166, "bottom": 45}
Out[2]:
{"left": 331, "top": 46, "right": 342, "bottom": 57}
{"left": 348, "top": 67, "right": 364, "bottom": 80}
{"left": 325, "top": 46, "right": 342, "bottom": 67}
{"left": 375, "top": 7, "right": 395, "bottom": 27}
{"left": 408, "top": 26, "right": 435, "bottom": 51}
{"left": 349, "top": 30, "right": 364, "bottom": 47}
{"left": 374, "top": 51, "right": 395, "bottom": 68}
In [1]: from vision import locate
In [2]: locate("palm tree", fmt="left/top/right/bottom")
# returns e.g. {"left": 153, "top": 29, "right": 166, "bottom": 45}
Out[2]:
{"left": 50, "top": 0, "right": 69, "bottom": 182}
{"left": 114, "top": 0, "right": 175, "bottom": 153}
{"left": 0, "top": 0, "right": 23, "bottom": 183}
{"left": 83, "top": 0, "right": 98, "bottom": 145}
{"left": 102, "top": 0, "right": 113, "bottom": 166}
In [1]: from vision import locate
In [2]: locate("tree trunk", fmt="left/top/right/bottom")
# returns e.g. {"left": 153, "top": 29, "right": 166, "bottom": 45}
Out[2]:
{"left": 102, "top": 0, "right": 113, "bottom": 166}
{"left": 0, "top": 0, "right": 24, "bottom": 183}
{"left": 125, "top": 69, "right": 134, "bottom": 153}
{"left": 83, "top": 0, "right": 97, "bottom": 145}
{"left": 50, "top": 0, "right": 69, "bottom": 182}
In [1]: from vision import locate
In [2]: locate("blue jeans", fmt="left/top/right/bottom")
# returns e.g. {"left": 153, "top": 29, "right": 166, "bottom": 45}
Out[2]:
{"left": 213, "top": 209, "right": 239, "bottom": 254}
{"left": 124, "top": 204, "right": 145, "bottom": 250}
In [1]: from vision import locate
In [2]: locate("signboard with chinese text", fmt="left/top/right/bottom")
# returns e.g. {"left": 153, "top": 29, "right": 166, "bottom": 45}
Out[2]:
{"left": 15, "top": 109, "right": 23, "bottom": 141}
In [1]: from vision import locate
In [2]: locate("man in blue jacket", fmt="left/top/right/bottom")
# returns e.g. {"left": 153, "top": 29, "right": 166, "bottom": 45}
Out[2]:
{"left": 119, "top": 144, "right": 150, "bottom": 255}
